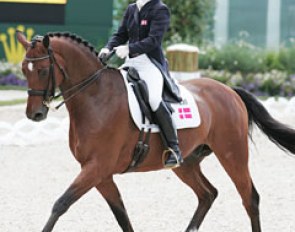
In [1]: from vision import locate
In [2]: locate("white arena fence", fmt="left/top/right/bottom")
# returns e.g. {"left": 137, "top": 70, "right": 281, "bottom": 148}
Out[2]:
{"left": 0, "top": 117, "right": 69, "bottom": 146}
{"left": 1, "top": 97, "right": 295, "bottom": 146}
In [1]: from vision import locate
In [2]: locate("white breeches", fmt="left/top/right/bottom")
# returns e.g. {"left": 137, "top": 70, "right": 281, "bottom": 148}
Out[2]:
{"left": 121, "top": 54, "right": 164, "bottom": 111}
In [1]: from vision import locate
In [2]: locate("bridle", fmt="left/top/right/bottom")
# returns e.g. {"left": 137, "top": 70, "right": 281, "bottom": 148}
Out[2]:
{"left": 25, "top": 39, "right": 104, "bottom": 110}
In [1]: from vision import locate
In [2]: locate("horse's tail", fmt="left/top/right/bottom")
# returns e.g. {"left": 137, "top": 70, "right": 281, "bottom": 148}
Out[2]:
{"left": 233, "top": 87, "right": 295, "bottom": 154}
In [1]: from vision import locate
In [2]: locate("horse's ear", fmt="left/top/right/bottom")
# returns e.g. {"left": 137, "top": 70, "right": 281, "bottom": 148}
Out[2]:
{"left": 43, "top": 35, "right": 50, "bottom": 48}
{"left": 16, "top": 30, "right": 30, "bottom": 49}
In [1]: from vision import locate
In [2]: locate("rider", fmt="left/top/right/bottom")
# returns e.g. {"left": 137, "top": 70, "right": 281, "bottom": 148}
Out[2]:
{"left": 99, "top": 0, "right": 183, "bottom": 168}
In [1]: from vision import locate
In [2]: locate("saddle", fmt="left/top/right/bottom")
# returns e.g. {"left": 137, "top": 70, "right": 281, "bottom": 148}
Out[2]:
{"left": 123, "top": 67, "right": 154, "bottom": 124}
{"left": 123, "top": 66, "right": 179, "bottom": 172}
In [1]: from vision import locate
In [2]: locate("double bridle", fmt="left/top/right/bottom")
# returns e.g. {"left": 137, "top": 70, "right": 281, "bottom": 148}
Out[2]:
{"left": 25, "top": 42, "right": 104, "bottom": 110}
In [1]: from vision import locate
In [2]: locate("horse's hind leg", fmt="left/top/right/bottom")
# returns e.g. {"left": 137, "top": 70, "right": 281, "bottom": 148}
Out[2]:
{"left": 42, "top": 163, "right": 100, "bottom": 232}
{"left": 214, "top": 142, "right": 261, "bottom": 232}
{"left": 173, "top": 153, "right": 218, "bottom": 232}
{"left": 96, "top": 177, "right": 134, "bottom": 232}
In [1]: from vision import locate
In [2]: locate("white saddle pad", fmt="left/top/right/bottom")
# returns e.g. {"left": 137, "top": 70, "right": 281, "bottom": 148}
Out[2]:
{"left": 120, "top": 70, "right": 201, "bottom": 133}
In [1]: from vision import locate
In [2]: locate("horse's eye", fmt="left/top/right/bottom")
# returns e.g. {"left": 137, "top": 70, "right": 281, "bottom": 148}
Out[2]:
{"left": 38, "top": 68, "right": 49, "bottom": 78}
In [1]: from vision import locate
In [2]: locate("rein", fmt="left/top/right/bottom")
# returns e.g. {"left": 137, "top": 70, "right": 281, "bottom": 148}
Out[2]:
{"left": 53, "top": 69, "right": 103, "bottom": 110}
{"left": 25, "top": 45, "right": 104, "bottom": 110}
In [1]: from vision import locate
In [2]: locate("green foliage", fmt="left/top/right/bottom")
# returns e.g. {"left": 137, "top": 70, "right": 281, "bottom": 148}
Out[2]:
{"left": 199, "top": 35, "right": 295, "bottom": 96}
{"left": 200, "top": 41, "right": 267, "bottom": 74}
{"left": 0, "top": 85, "right": 26, "bottom": 90}
{"left": 0, "top": 61, "right": 24, "bottom": 78}
{"left": 264, "top": 51, "right": 283, "bottom": 71}
{"left": 164, "top": 0, "right": 215, "bottom": 45}
{"left": 199, "top": 40, "right": 295, "bottom": 75}
{"left": 278, "top": 45, "right": 295, "bottom": 74}
{"left": 201, "top": 69, "right": 294, "bottom": 97}
{"left": 0, "top": 98, "right": 27, "bottom": 106}
{"left": 113, "top": 0, "right": 133, "bottom": 23}
{"left": 113, "top": 0, "right": 216, "bottom": 45}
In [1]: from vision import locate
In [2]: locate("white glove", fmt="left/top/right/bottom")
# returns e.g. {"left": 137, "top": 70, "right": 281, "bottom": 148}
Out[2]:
{"left": 115, "top": 45, "right": 129, "bottom": 59}
{"left": 99, "top": 48, "right": 110, "bottom": 58}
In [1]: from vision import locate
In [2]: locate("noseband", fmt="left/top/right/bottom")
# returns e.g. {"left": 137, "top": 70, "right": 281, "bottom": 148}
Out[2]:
{"left": 25, "top": 38, "right": 103, "bottom": 110}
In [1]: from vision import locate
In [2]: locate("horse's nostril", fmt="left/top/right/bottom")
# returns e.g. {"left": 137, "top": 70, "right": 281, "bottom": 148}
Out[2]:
{"left": 27, "top": 105, "right": 48, "bottom": 122}
{"left": 34, "top": 112, "right": 45, "bottom": 121}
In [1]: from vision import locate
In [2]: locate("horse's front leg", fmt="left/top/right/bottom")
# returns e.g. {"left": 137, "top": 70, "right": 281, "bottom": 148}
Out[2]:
{"left": 96, "top": 177, "right": 134, "bottom": 232}
{"left": 42, "top": 162, "right": 100, "bottom": 232}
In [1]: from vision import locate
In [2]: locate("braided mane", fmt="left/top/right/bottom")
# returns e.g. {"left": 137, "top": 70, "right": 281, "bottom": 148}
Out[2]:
{"left": 46, "top": 32, "right": 99, "bottom": 57}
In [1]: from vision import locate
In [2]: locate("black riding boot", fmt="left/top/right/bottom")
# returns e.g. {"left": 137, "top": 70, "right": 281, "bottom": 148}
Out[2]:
{"left": 154, "top": 102, "right": 183, "bottom": 168}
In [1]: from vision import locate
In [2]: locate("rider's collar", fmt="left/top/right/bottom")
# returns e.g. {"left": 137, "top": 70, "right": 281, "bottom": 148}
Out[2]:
{"left": 136, "top": 0, "right": 151, "bottom": 11}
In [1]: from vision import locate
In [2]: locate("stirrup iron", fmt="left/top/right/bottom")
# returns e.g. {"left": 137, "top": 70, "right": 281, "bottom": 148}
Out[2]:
{"left": 162, "top": 148, "right": 181, "bottom": 169}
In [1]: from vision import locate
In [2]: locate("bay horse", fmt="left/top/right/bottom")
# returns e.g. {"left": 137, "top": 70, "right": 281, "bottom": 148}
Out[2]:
{"left": 17, "top": 31, "right": 295, "bottom": 232}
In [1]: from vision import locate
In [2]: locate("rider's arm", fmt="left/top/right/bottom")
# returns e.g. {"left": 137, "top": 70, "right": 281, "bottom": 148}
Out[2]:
{"left": 128, "top": 6, "right": 170, "bottom": 56}
{"left": 106, "top": 6, "right": 130, "bottom": 50}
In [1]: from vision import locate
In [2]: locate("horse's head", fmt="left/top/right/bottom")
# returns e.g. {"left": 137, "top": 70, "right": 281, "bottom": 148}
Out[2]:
{"left": 17, "top": 31, "right": 66, "bottom": 121}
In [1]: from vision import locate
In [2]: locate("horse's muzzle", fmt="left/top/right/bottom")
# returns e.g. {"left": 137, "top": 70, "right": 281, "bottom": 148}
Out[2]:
{"left": 26, "top": 106, "right": 49, "bottom": 122}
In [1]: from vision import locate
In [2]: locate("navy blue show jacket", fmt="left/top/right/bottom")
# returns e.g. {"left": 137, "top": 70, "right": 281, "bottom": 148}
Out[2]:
{"left": 106, "top": 0, "right": 170, "bottom": 69}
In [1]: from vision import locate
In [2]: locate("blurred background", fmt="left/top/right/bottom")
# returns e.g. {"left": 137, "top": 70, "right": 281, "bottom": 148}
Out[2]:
{"left": 1, "top": 0, "right": 295, "bottom": 98}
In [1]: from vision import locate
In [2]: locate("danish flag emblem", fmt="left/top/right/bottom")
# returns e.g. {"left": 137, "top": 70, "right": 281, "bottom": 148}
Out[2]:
{"left": 178, "top": 107, "right": 192, "bottom": 119}
{"left": 141, "top": 19, "right": 148, "bottom": 26}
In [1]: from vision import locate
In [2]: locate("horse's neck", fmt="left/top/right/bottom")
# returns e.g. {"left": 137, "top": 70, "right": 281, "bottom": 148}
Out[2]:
{"left": 54, "top": 39, "right": 102, "bottom": 87}
{"left": 64, "top": 69, "right": 125, "bottom": 126}
{"left": 53, "top": 38, "right": 105, "bottom": 110}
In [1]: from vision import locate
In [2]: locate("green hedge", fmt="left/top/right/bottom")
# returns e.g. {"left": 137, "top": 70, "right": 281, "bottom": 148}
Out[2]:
{"left": 199, "top": 41, "right": 295, "bottom": 75}
{"left": 200, "top": 69, "right": 295, "bottom": 97}
{"left": 197, "top": 40, "right": 295, "bottom": 96}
